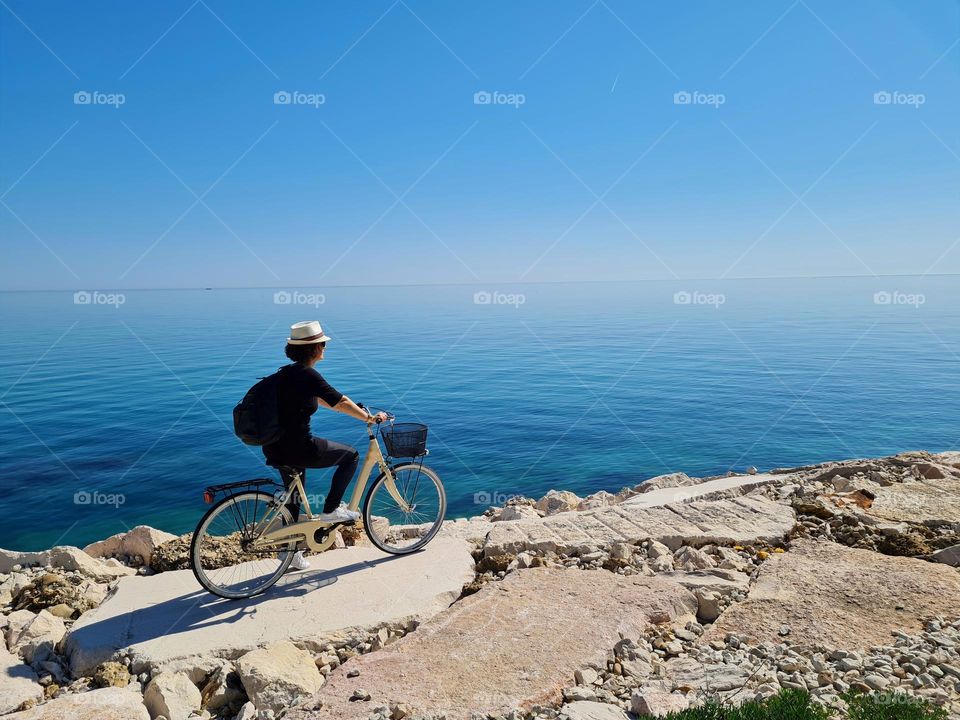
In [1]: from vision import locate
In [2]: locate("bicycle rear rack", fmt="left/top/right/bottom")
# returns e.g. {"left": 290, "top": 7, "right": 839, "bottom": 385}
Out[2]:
{"left": 202, "top": 478, "right": 279, "bottom": 504}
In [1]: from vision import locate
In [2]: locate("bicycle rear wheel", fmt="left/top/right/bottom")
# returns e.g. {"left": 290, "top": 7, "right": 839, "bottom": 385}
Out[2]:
{"left": 190, "top": 490, "right": 296, "bottom": 599}
{"left": 362, "top": 463, "right": 445, "bottom": 554}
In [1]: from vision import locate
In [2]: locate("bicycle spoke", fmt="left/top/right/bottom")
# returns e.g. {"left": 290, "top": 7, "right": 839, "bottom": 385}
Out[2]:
{"left": 408, "top": 465, "right": 424, "bottom": 507}
{"left": 225, "top": 499, "right": 246, "bottom": 538}
{"left": 250, "top": 495, "right": 264, "bottom": 534}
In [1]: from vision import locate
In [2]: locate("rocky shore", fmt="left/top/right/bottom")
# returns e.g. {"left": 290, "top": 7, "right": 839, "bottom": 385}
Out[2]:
{"left": 1, "top": 451, "right": 959, "bottom": 720}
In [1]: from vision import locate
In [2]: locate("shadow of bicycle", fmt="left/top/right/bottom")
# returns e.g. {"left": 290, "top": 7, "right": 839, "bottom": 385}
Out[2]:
{"left": 65, "top": 553, "right": 411, "bottom": 671}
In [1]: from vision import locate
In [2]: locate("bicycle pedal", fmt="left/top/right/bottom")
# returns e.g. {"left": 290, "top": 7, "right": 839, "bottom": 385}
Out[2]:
{"left": 313, "top": 521, "right": 354, "bottom": 543}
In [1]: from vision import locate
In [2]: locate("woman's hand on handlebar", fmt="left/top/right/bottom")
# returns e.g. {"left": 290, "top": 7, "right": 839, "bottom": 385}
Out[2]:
{"left": 334, "top": 397, "right": 385, "bottom": 423}
{"left": 367, "top": 411, "right": 389, "bottom": 424}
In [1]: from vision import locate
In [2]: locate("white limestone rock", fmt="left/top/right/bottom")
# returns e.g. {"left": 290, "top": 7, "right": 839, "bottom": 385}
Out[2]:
{"left": 931, "top": 543, "right": 960, "bottom": 567}
{"left": 577, "top": 492, "right": 616, "bottom": 511}
{"left": 4, "top": 610, "right": 37, "bottom": 653}
{"left": 631, "top": 690, "right": 690, "bottom": 716}
{"left": 0, "top": 547, "right": 134, "bottom": 582}
{"left": 495, "top": 505, "right": 541, "bottom": 522}
{"left": 694, "top": 589, "right": 723, "bottom": 623}
{"left": 0, "top": 644, "right": 43, "bottom": 715}
{"left": 2, "top": 686, "right": 149, "bottom": 719}
{"left": 143, "top": 671, "right": 202, "bottom": 720}
{"left": 235, "top": 701, "right": 257, "bottom": 720}
{"left": 673, "top": 546, "right": 716, "bottom": 571}
{"left": 534, "top": 490, "right": 582, "bottom": 515}
{"left": 560, "top": 700, "right": 630, "bottom": 720}
{"left": 637, "top": 472, "right": 696, "bottom": 493}
{"left": 7, "top": 610, "right": 66, "bottom": 664}
{"left": 235, "top": 641, "right": 323, "bottom": 714}
{"left": 83, "top": 525, "right": 178, "bottom": 568}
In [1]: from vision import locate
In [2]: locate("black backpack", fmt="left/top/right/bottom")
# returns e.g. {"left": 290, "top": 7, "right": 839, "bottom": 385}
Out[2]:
{"left": 233, "top": 367, "right": 288, "bottom": 446}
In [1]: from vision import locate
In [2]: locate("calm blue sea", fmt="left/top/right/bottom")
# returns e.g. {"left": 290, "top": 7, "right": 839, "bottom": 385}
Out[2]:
{"left": 1, "top": 278, "right": 957, "bottom": 551}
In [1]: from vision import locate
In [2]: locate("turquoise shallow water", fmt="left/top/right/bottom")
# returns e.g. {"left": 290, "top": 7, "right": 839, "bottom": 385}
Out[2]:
{"left": 0, "top": 278, "right": 957, "bottom": 550}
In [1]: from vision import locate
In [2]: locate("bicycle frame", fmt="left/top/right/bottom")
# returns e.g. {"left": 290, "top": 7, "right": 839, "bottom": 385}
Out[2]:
{"left": 251, "top": 426, "right": 411, "bottom": 552}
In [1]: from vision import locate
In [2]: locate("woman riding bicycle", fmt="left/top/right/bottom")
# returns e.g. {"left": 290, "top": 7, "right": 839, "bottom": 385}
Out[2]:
{"left": 264, "top": 320, "right": 386, "bottom": 569}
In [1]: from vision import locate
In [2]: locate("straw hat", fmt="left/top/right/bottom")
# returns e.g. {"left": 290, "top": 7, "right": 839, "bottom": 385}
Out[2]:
{"left": 287, "top": 320, "right": 331, "bottom": 345}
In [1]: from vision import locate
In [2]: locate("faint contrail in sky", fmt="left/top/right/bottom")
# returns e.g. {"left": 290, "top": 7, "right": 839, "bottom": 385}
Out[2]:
{"left": 611, "top": 73, "right": 620, "bottom": 92}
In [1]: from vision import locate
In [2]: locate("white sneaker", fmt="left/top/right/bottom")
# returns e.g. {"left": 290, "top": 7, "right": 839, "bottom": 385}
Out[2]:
{"left": 316, "top": 504, "right": 360, "bottom": 524}
{"left": 288, "top": 551, "right": 310, "bottom": 571}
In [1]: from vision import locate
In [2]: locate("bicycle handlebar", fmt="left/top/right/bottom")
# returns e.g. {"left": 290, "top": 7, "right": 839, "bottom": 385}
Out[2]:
{"left": 357, "top": 403, "right": 396, "bottom": 424}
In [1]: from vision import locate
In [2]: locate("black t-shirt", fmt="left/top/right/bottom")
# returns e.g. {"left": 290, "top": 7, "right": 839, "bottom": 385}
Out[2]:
{"left": 267, "top": 363, "right": 343, "bottom": 454}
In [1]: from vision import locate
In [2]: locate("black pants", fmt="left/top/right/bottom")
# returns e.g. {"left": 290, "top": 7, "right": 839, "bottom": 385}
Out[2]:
{"left": 274, "top": 438, "right": 360, "bottom": 519}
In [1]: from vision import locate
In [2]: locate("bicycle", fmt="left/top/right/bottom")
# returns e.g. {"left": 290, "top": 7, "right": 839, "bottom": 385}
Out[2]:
{"left": 190, "top": 408, "right": 446, "bottom": 599}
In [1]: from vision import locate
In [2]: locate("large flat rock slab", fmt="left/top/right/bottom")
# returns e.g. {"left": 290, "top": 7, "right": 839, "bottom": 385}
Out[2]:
{"left": 65, "top": 538, "right": 474, "bottom": 677}
{"left": 484, "top": 495, "right": 795, "bottom": 556}
{"left": 433, "top": 516, "right": 495, "bottom": 544}
{"left": 287, "top": 567, "right": 698, "bottom": 720}
{"left": 867, "top": 477, "right": 960, "bottom": 527}
{"left": 0, "top": 645, "right": 42, "bottom": 714}
{"left": 707, "top": 539, "right": 960, "bottom": 650}
{"left": 3, "top": 687, "right": 149, "bottom": 719}
{"left": 627, "top": 473, "right": 782, "bottom": 507}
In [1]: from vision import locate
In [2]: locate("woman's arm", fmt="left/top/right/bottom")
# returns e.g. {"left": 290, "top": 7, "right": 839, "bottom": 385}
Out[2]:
{"left": 332, "top": 396, "right": 370, "bottom": 422}
{"left": 320, "top": 395, "right": 385, "bottom": 423}
{"left": 309, "top": 370, "right": 385, "bottom": 423}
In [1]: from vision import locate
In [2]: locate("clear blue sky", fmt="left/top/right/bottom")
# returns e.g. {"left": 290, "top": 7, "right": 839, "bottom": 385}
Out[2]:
{"left": 1, "top": 1, "right": 958, "bottom": 290}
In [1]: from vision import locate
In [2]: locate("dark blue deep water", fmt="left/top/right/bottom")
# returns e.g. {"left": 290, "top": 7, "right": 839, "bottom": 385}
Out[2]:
{"left": 1, "top": 278, "right": 957, "bottom": 550}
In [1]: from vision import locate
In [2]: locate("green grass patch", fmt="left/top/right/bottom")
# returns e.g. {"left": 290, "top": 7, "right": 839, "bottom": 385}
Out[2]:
{"left": 638, "top": 688, "right": 946, "bottom": 720}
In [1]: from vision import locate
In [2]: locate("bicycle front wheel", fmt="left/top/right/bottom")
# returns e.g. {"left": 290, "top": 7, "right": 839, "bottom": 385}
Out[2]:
{"left": 363, "top": 463, "right": 446, "bottom": 554}
{"left": 190, "top": 490, "right": 296, "bottom": 599}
